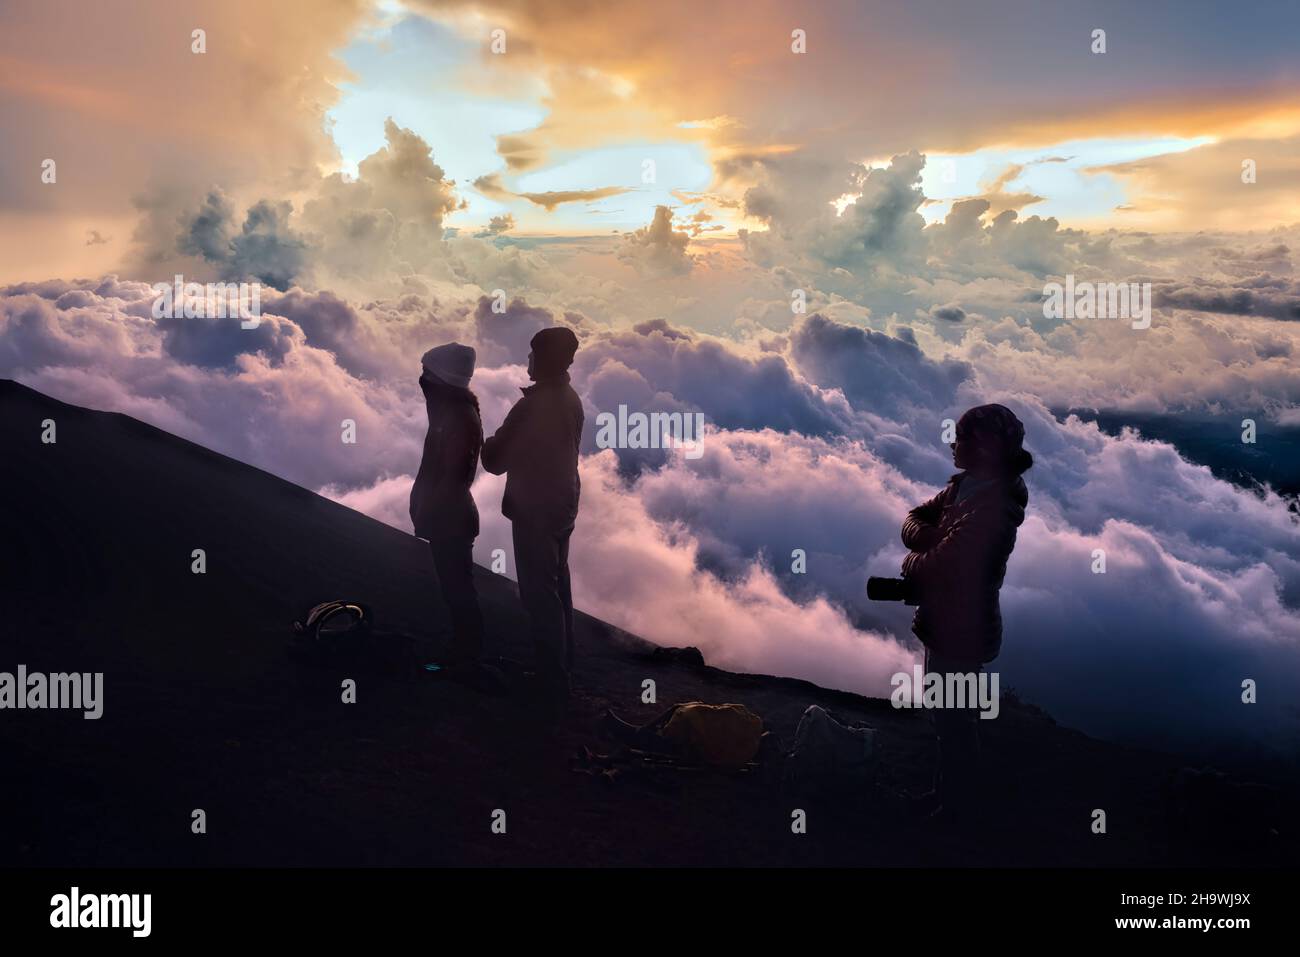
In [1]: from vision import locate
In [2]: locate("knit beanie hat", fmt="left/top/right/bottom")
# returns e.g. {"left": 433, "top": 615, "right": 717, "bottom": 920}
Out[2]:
{"left": 529, "top": 327, "right": 579, "bottom": 378}
{"left": 421, "top": 342, "right": 476, "bottom": 389}
{"left": 956, "top": 403, "right": 1033, "bottom": 474}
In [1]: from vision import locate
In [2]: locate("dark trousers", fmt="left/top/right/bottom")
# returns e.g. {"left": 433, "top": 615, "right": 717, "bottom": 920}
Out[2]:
{"left": 512, "top": 522, "right": 575, "bottom": 692}
{"left": 430, "top": 536, "right": 484, "bottom": 663}
{"left": 925, "top": 649, "right": 984, "bottom": 811}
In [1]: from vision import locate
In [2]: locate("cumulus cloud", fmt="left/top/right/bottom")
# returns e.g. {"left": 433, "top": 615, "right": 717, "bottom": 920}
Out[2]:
{"left": 1153, "top": 275, "right": 1300, "bottom": 322}
{"left": 724, "top": 149, "right": 1300, "bottom": 430}
{"left": 300, "top": 117, "right": 460, "bottom": 278}
{"left": 929, "top": 304, "right": 966, "bottom": 323}
{"left": 789, "top": 313, "right": 971, "bottom": 422}
{"left": 476, "top": 213, "right": 516, "bottom": 237}
{"left": 180, "top": 190, "right": 309, "bottom": 290}
{"left": 574, "top": 318, "right": 853, "bottom": 450}
{"left": 739, "top": 152, "right": 929, "bottom": 275}
{"left": 617, "top": 206, "right": 695, "bottom": 277}
{"left": 0, "top": 0, "right": 366, "bottom": 282}
{"left": 6, "top": 187, "right": 1300, "bottom": 758}
{"left": 473, "top": 294, "right": 566, "bottom": 367}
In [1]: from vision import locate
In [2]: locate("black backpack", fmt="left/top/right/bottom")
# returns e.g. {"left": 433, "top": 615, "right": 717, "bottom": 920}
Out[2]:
{"left": 290, "top": 601, "right": 421, "bottom": 672}
{"left": 292, "top": 601, "right": 372, "bottom": 650}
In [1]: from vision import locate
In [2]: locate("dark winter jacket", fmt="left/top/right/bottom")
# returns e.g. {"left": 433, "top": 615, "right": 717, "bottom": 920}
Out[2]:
{"left": 481, "top": 373, "right": 584, "bottom": 531}
{"left": 900, "top": 471, "right": 1028, "bottom": 664}
{"left": 410, "top": 374, "right": 483, "bottom": 541}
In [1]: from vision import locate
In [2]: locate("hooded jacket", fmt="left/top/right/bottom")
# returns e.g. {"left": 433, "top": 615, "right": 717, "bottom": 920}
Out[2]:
{"left": 900, "top": 471, "right": 1027, "bottom": 663}
{"left": 481, "top": 373, "right": 583, "bottom": 531}
{"left": 410, "top": 373, "right": 483, "bottom": 541}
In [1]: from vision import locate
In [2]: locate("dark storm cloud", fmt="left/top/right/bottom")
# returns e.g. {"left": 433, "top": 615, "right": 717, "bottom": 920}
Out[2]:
{"left": 179, "top": 189, "right": 309, "bottom": 291}
{"left": 1154, "top": 276, "right": 1300, "bottom": 321}
{"left": 789, "top": 313, "right": 971, "bottom": 419}
{"left": 574, "top": 318, "right": 854, "bottom": 442}
{"left": 156, "top": 312, "right": 301, "bottom": 370}
{"left": 473, "top": 294, "right": 558, "bottom": 366}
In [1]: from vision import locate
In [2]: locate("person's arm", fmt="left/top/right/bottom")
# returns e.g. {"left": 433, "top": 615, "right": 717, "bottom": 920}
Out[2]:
{"left": 901, "top": 487, "right": 948, "bottom": 552}
{"left": 417, "top": 409, "right": 459, "bottom": 497}
{"left": 436, "top": 410, "right": 478, "bottom": 491}
{"left": 901, "top": 500, "right": 996, "bottom": 588}
{"left": 415, "top": 381, "right": 444, "bottom": 482}
{"left": 410, "top": 387, "right": 441, "bottom": 532}
{"left": 481, "top": 396, "right": 529, "bottom": 475}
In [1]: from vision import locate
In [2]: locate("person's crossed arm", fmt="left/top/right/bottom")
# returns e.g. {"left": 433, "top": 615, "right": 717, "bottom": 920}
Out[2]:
{"left": 901, "top": 488, "right": 948, "bottom": 553}
{"left": 901, "top": 498, "right": 997, "bottom": 588}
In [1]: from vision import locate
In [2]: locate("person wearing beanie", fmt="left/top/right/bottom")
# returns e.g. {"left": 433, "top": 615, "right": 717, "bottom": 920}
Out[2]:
{"left": 897, "top": 402, "right": 1032, "bottom": 825}
{"left": 410, "top": 342, "right": 485, "bottom": 666}
{"left": 481, "top": 326, "right": 584, "bottom": 718}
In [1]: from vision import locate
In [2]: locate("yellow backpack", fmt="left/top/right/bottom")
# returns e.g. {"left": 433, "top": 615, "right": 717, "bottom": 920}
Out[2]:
{"left": 659, "top": 702, "right": 764, "bottom": 769}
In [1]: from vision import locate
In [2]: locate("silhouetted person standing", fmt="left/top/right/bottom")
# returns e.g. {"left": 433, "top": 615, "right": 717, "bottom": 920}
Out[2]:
{"left": 900, "top": 403, "right": 1031, "bottom": 824}
{"left": 482, "top": 327, "right": 583, "bottom": 717}
{"left": 411, "top": 343, "right": 485, "bottom": 667}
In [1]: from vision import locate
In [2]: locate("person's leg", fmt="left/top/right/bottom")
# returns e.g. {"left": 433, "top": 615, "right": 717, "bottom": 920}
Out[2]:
{"left": 512, "top": 522, "right": 569, "bottom": 698}
{"left": 430, "top": 536, "right": 484, "bottom": 663}
{"left": 925, "top": 649, "right": 983, "bottom": 815}
{"left": 557, "top": 526, "right": 575, "bottom": 674}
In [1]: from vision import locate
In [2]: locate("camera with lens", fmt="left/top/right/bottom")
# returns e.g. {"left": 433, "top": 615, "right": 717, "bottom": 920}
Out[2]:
{"left": 866, "top": 576, "right": 918, "bottom": 605}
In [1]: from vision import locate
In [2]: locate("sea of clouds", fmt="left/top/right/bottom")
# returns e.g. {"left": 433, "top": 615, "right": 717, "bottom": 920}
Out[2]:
{"left": 4, "top": 130, "right": 1299, "bottom": 757}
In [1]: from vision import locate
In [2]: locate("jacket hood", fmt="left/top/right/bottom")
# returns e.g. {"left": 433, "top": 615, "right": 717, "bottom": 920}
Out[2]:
{"left": 420, "top": 372, "right": 479, "bottom": 410}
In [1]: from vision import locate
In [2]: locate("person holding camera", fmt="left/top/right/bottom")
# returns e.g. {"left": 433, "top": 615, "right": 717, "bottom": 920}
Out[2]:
{"left": 880, "top": 403, "right": 1032, "bottom": 824}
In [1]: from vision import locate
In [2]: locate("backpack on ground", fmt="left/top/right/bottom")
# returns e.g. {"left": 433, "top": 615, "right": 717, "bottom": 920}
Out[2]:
{"left": 291, "top": 600, "right": 374, "bottom": 661}
{"left": 659, "top": 702, "right": 765, "bottom": 769}
{"left": 785, "top": 705, "right": 877, "bottom": 786}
